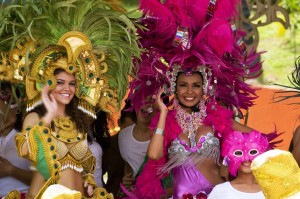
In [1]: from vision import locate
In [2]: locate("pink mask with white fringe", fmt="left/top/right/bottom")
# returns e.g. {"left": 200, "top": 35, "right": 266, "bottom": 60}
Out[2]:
{"left": 221, "top": 130, "right": 269, "bottom": 176}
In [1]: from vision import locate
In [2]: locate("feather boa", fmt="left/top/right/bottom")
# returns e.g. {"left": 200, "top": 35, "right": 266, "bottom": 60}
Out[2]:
{"left": 203, "top": 102, "right": 234, "bottom": 139}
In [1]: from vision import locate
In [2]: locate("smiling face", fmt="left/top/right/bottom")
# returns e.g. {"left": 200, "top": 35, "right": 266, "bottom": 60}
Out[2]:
{"left": 136, "top": 95, "right": 156, "bottom": 125}
{"left": 176, "top": 72, "right": 203, "bottom": 112}
{"left": 51, "top": 70, "right": 76, "bottom": 106}
{"left": 222, "top": 131, "right": 269, "bottom": 176}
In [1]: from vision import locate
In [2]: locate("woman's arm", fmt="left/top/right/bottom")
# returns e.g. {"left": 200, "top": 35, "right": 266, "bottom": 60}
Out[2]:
{"left": 19, "top": 112, "right": 40, "bottom": 156}
{"left": 147, "top": 88, "right": 168, "bottom": 160}
{"left": 291, "top": 126, "right": 300, "bottom": 166}
{"left": 121, "top": 162, "right": 135, "bottom": 190}
{"left": 0, "top": 156, "right": 33, "bottom": 185}
{"left": 231, "top": 119, "right": 253, "bottom": 133}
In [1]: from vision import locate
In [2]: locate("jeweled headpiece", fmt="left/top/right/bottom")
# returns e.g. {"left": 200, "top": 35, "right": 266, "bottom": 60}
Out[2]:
{"left": 134, "top": 0, "right": 263, "bottom": 114}
{"left": 0, "top": 0, "right": 140, "bottom": 118}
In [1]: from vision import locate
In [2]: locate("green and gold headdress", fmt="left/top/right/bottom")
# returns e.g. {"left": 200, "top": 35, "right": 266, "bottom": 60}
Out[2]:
{"left": 0, "top": 0, "right": 140, "bottom": 118}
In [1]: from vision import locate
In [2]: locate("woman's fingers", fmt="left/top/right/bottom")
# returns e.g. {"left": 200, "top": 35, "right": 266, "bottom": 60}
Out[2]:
{"left": 154, "top": 87, "right": 168, "bottom": 112}
{"left": 49, "top": 93, "right": 55, "bottom": 102}
{"left": 87, "top": 185, "right": 94, "bottom": 196}
{"left": 41, "top": 85, "right": 50, "bottom": 101}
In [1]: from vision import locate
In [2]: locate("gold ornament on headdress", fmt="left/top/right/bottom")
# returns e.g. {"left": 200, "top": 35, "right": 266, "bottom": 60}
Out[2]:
{"left": 25, "top": 31, "right": 112, "bottom": 118}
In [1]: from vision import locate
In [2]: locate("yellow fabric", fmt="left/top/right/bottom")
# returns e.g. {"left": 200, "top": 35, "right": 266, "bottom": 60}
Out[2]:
{"left": 54, "top": 136, "right": 88, "bottom": 161}
{"left": 15, "top": 121, "right": 98, "bottom": 198}
{"left": 3, "top": 190, "right": 21, "bottom": 199}
{"left": 251, "top": 150, "right": 300, "bottom": 199}
{"left": 15, "top": 123, "right": 60, "bottom": 180}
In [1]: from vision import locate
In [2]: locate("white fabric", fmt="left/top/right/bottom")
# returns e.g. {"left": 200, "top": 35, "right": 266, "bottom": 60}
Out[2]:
{"left": 0, "top": 129, "right": 30, "bottom": 197}
{"left": 89, "top": 140, "right": 103, "bottom": 187}
{"left": 41, "top": 184, "right": 81, "bottom": 199}
{"left": 118, "top": 124, "right": 150, "bottom": 176}
{"left": 208, "top": 182, "right": 265, "bottom": 199}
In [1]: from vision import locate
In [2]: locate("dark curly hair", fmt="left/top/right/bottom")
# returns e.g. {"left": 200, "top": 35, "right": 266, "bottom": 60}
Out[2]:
{"left": 90, "top": 110, "right": 111, "bottom": 152}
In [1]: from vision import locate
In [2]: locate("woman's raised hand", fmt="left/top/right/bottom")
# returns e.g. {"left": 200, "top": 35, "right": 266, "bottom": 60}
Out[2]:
{"left": 154, "top": 87, "right": 168, "bottom": 113}
{"left": 41, "top": 85, "right": 58, "bottom": 125}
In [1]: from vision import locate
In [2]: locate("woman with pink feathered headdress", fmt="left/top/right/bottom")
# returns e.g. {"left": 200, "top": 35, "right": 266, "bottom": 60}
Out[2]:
{"left": 123, "top": 0, "right": 268, "bottom": 198}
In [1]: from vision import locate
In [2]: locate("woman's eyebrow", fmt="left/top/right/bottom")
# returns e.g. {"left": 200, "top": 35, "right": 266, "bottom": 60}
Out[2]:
{"left": 56, "top": 79, "right": 65, "bottom": 81}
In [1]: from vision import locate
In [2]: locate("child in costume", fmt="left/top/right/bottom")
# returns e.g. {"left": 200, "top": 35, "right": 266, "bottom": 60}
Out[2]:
{"left": 208, "top": 130, "right": 279, "bottom": 199}
{"left": 0, "top": 80, "right": 32, "bottom": 198}
{"left": 0, "top": 0, "right": 140, "bottom": 198}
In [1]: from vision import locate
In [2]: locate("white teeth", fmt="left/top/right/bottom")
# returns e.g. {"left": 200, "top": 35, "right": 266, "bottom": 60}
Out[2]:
{"left": 146, "top": 107, "right": 153, "bottom": 113}
{"left": 185, "top": 97, "right": 194, "bottom": 101}
{"left": 60, "top": 94, "right": 70, "bottom": 97}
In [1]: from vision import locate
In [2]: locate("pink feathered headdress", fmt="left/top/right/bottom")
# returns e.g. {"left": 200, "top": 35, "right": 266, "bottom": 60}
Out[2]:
{"left": 134, "top": 0, "right": 263, "bottom": 115}
{"left": 128, "top": 54, "right": 170, "bottom": 113}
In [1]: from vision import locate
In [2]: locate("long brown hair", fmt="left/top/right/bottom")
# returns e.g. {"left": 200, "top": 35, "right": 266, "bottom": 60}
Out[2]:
{"left": 27, "top": 69, "right": 93, "bottom": 134}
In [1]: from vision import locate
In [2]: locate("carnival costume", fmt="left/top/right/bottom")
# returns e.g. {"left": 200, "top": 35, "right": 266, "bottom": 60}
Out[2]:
{"left": 0, "top": 0, "right": 140, "bottom": 198}
{"left": 122, "top": 0, "right": 264, "bottom": 198}
{"left": 208, "top": 130, "right": 279, "bottom": 199}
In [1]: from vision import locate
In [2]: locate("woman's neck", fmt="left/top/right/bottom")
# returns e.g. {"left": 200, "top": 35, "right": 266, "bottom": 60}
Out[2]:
{"left": 56, "top": 103, "right": 66, "bottom": 117}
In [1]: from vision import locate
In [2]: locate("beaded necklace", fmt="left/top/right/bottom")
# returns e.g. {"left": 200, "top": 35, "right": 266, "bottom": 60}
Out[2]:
{"left": 175, "top": 100, "right": 205, "bottom": 149}
{"left": 51, "top": 116, "right": 83, "bottom": 143}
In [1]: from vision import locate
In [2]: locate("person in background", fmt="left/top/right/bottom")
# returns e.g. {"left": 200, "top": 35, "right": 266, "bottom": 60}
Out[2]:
{"left": 118, "top": 55, "right": 172, "bottom": 198}
{"left": 118, "top": 96, "right": 157, "bottom": 191}
{"left": 289, "top": 125, "right": 300, "bottom": 166}
{"left": 0, "top": 82, "right": 32, "bottom": 198}
{"left": 274, "top": 56, "right": 300, "bottom": 166}
{"left": 101, "top": 100, "right": 133, "bottom": 196}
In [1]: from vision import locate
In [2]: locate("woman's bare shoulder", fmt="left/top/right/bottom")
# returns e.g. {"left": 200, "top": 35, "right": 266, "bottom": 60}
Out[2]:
{"left": 22, "top": 112, "right": 40, "bottom": 130}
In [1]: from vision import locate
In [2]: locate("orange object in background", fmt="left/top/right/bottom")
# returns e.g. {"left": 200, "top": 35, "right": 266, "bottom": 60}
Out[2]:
{"left": 241, "top": 85, "right": 300, "bottom": 150}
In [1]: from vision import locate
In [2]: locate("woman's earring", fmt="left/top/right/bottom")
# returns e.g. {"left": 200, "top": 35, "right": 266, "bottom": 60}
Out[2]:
{"left": 199, "top": 99, "right": 207, "bottom": 118}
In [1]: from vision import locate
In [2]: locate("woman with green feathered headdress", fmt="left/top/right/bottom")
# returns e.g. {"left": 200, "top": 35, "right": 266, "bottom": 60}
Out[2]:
{"left": 0, "top": 0, "right": 140, "bottom": 198}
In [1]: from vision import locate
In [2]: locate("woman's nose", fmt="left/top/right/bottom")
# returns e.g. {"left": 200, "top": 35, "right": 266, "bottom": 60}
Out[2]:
{"left": 187, "top": 86, "right": 193, "bottom": 93}
{"left": 63, "top": 84, "right": 70, "bottom": 91}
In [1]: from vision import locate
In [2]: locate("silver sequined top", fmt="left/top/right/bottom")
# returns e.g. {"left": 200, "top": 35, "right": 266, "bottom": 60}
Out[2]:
{"left": 160, "top": 133, "right": 220, "bottom": 173}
